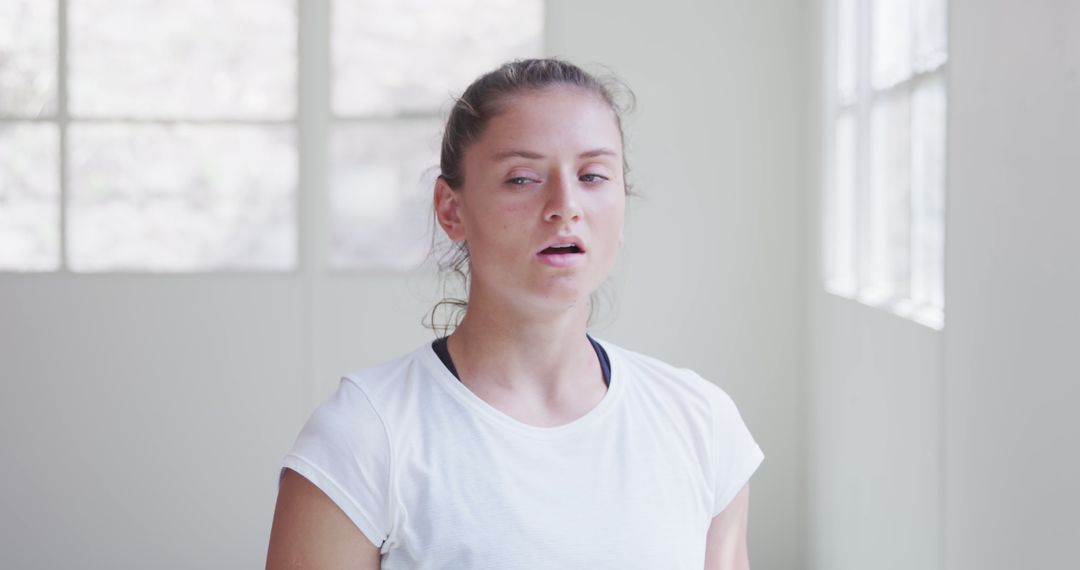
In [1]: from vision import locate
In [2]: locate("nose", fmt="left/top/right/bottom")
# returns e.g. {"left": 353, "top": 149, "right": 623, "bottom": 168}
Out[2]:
{"left": 543, "top": 173, "right": 583, "bottom": 223}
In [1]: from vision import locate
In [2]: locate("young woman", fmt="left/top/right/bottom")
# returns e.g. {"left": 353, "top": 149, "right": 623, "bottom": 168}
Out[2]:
{"left": 266, "top": 59, "right": 764, "bottom": 569}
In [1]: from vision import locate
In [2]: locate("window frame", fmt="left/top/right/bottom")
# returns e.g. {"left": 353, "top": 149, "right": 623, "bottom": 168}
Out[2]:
{"left": 0, "top": 0, "right": 304, "bottom": 274}
{"left": 0, "top": 0, "right": 542, "bottom": 275}
{"left": 823, "top": 0, "right": 947, "bottom": 330}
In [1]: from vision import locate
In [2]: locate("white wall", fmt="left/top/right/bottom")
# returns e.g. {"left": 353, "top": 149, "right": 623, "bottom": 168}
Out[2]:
{"left": 0, "top": 1, "right": 807, "bottom": 568}
{"left": 807, "top": 2, "right": 1080, "bottom": 570}
{"left": 803, "top": 0, "right": 945, "bottom": 568}
{"left": 944, "top": 1, "right": 1080, "bottom": 568}
{"left": 0, "top": 276, "right": 309, "bottom": 568}
{"left": 804, "top": 296, "right": 944, "bottom": 570}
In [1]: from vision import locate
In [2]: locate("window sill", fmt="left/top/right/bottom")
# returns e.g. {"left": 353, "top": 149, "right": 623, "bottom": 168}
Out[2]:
{"left": 824, "top": 281, "right": 945, "bottom": 331}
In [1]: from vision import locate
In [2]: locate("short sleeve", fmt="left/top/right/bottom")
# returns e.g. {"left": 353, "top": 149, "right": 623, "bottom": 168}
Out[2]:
{"left": 280, "top": 378, "right": 392, "bottom": 549}
{"left": 710, "top": 388, "right": 765, "bottom": 517}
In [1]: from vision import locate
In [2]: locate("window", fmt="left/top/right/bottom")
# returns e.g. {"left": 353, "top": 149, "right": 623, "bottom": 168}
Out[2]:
{"left": 825, "top": 0, "right": 947, "bottom": 329}
{"left": 0, "top": 0, "right": 543, "bottom": 273}
{"left": 1, "top": 0, "right": 298, "bottom": 272}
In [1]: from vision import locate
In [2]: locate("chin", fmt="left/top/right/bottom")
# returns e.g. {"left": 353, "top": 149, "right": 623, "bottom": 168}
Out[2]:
{"left": 532, "top": 283, "right": 596, "bottom": 312}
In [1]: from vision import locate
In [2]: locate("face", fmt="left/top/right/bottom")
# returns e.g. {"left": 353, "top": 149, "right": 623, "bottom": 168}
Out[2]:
{"left": 435, "top": 87, "right": 627, "bottom": 315}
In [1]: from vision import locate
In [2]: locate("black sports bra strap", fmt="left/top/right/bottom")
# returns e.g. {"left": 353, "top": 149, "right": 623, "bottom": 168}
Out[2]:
{"left": 431, "top": 335, "right": 611, "bottom": 387}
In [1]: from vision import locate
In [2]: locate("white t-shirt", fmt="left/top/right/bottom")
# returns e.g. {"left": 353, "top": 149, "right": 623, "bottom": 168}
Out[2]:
{"left": 281, "top": 337, "right": 764, "bottom": 569}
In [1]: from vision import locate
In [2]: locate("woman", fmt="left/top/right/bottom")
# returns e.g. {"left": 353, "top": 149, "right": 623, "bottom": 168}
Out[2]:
{"left": 266, "top": 59, "right": 764, "bottom": 569}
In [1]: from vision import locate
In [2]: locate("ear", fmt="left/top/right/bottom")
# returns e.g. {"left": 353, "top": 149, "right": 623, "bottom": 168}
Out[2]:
{"left": 434, "top": 176, "right": 467, "bottom": 242}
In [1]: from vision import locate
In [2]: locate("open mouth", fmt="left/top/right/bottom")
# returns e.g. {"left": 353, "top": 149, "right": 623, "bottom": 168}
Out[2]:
{"left": 539, "top": 245, "right": 583, "bottom": 255}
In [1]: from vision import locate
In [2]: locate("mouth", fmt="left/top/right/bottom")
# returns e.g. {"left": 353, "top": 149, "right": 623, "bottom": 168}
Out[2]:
{"left": 536, "top": 238, "right": 586, "bottom": 268}
{"left": 538, "top": 244, "right": 584, "bottom": 255}
{"left": 537, "top": 235, "right": 586, "bottom": 256}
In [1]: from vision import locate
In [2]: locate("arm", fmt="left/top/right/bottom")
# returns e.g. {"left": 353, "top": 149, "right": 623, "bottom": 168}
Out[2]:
{"left": 703, "top": 482, "right": 751, "bottom": 570}
{"left": 266, "top": 468, "right": 382, "bottom": 570}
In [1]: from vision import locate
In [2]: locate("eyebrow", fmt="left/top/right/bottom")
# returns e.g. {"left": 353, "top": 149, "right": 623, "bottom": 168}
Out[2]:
{"left": 490, "top": 148, "right": 620, "bottom": 162}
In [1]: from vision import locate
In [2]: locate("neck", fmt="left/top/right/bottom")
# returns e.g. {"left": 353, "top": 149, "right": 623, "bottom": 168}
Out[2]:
{"left": 446, "top": 283, "right": 600, "bottom": 397}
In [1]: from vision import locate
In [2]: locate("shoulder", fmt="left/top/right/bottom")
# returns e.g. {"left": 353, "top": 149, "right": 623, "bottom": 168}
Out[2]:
{"left": 598, "top": 338, "right": 764, "bottom": 514}
{"left": 334, "top": 342, "right": 439, "bottom": 408}
{"left": 280, "top": 362, "right": 405, "bottom": 550}
{"left": 597, "top": 338, "right": 758, "bottom": 459}
{"left": 598, "top": 338, "right": 737, "bottom": 414}
{"left": 290, "top": 343, "right": 436, "bottom": 457}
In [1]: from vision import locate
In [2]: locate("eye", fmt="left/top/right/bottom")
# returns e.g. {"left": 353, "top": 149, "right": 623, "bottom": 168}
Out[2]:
{"left": 506, "top": 176, "right": 537, "bottom": 186}
{"left": 580, "top": 173, "right": 609, "bottom": 184}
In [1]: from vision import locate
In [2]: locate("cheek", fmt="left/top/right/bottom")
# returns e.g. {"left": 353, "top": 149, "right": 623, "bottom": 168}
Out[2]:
{"left": 502, "top": 197, "right": 531, "bottom": 213}
{"left": 592, "top": 196, "right": 626, "bottom": 234}
{"left": 465, "top": 201, "right": 530, "bottom": 253}
{"left": 499, "top": 203, "right": 527, "bottom": 231}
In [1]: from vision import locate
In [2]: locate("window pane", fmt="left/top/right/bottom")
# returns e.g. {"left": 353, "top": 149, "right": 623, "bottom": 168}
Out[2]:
{"left": 67, "top": 124, "right": 296, "bottom": 272}
{"left": 329, "top": 120, "right": 441, "bottom": 270}
{"left": 69, "top": 0, "right": 296, "bottom": 119}
{"left": 837, "top": 0, "right": 858, "bottom": 102}
{"left": 914, "top": 0, "right": 947, "bottom": 70}
{"left": 0, "top": 123, "right": 60, "bottom": 271}
{"left": 911, "top": 73, "right": 946, "bottom": 310}
{"left": 332, "top": 0, "right": 543, "bottom": 116}
{"left": 826, "top": 111, "right": 858, "bottom": 294}
{"left": 872, "top": 0, "right": 913, "bottom": 89}
{"left": 864, "top": 90, "right": 911, "bottom": 302}
{"left": 0, "top": 0, "right": 57, "bottom": 117}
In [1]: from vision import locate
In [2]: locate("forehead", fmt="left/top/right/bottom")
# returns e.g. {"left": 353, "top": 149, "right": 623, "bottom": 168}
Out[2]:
{"left": 472, "top": 87, "right": 623, "bottom": 156}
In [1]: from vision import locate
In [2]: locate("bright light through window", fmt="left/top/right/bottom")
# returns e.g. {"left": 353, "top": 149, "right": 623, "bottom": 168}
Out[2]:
{"left": 0, "top": 0, "right": 544, "bottom": 273}
{"left": 0, "top": 0, "right": 298, "bottom": 273}
{"left": 825, "top": 0, "right": 947, "bottom": 329}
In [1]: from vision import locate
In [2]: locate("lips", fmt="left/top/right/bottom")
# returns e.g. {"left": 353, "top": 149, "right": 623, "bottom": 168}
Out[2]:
{"left": 537, "top": 235, "right": 586, "bottom": 255}
{"left": 540, "top": 244, "right": 583, "bottom": 254}
{"left": 536, "top": 235, "right": 586, "bottom": 268}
